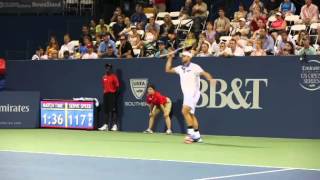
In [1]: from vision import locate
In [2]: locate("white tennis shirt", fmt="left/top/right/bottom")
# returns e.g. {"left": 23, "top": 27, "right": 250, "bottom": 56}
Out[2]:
{"left": 174, "top": 62, "right": 204, "bottom": 96}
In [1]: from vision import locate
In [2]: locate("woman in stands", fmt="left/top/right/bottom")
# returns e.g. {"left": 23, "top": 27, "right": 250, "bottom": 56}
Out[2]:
{"left": 251, "top": 39, "right": 267, "bottom": 56}
{"left": 144, "top": 84, "right": 172, "bottom": 135}
{"left": 46, "top": 36, "right": 59, "bottom": 53}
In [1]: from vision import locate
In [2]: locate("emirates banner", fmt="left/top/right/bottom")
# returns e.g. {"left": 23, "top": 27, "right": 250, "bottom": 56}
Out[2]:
{"left": 0, "top": 0, "right": 62, "bottom": 13}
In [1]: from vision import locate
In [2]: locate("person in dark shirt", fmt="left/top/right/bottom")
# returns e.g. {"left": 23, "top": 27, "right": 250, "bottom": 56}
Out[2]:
{"left": 105, "top": 44, "right": 117, "bottom": 58}
{"left": 99, "top": 63, "right": 120, "bottom": 131}
{"left": 265, "top": 0, "right": 281, "bottom": 15}
{"left": 164, "top": 30, "right": 180, "bottom": 50}
{"left": 112, "top": 15, "right": 126, "bottom": 40}
{"left": 118, "top": 34, "right": 134, "bottom": 58}
{"left": 131, "top": 4, "right": 147, "bottom": 26}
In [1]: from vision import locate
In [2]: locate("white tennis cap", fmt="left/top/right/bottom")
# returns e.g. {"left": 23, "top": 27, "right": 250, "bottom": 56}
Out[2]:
{"left": 181, "top": 51, "right": 193, "bottom": 58}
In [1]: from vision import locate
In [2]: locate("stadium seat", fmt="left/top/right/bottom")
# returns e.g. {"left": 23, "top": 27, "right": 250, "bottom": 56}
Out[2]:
{"left": 64, "top": 0, "right": 79, "bottom": 15}
{"left": 289, "top": 24, "right": 307, "bottom": 36}
{"left": 80, "top": 0, "right": 94, "bottom": 16}
{"left": 156, "top": 12, "right": 170, "bottom": 21}
{"left": 169, "top": 12, "right": 180, "bottom": 19}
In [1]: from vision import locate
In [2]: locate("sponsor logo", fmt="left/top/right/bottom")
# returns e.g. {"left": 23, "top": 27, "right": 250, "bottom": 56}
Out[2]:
{"left": 299, "top": 60, "right": 320, "bottom": 91}
{"left": 130, "top": 78, "right": 148, "bottom": 100}
{"left": 0, "top": 104, "right": 30, "bottom": 112}
{"left": 125, "top": 78, "right": 149, "bottom": 107}
{"left": 198, "top": 78, "right": 268, "bottom": 109}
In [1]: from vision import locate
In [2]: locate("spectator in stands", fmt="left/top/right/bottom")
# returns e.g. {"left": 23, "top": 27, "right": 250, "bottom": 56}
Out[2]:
{"left": 112, "top": 15, "right": 126, "bottom": 40}
{"left": 153, "top": 0, "right": 166, "bottom": 13}
{"left": 128, "top": 25, "right": 142, "bottom": 50}
{"left": 252, "top": 19, "right": 266, "bottom": 39}
{"left": 89, "top": 20, "right": 96, "bottom": 39}
{"left": 160, "top": 14, "right": 175, "bottom": 38}
{"left": 214, "top": 8, "right": 230, "bottom": 40}
{"left": 59, "top": 34, "right": 73, "bottom": 59}
{"left": 233, "top": 18, "right": 250, "bottom": 38}
{"left": 94, "top": 34, "right": 102, "bottom": 50}
{"left": 192, "top": 0, "right": 208, "bottom": 36}
{"left": 105, "top": 44, "right": 117, "bottom": 58}
{"left": 259, "top": 28, "right": 275, "bottom": 54}
{"left": 180, "top": 0, "right": 193, "bottom": 19}
{"left": 48, "top": 49, "right": 59, "bottom": 60}
{"left": 270, "top": 12, "right": 287, "bottom": 39}
{"left": 79, "top": 35, "right": 91, "bottom": 55}
{"left": 110, "top": 7, "right": 123, "bottom": 22}
{"left": 197, "top": 41, "right": 212, "bottom": 57}
{"left": 155, "top": 40, "right": 168, "bottom": 58}
{"left": 300, "top": 0, "right": 319, "bottom": 24}
{"left": 96, "top": 19, "right": 109, "bottom": 35}
{"left": 265, "top": 0, "right": 281, "bottom": 15}
{"left": 82, "top": 25, "right": 90, "bottom": 38}
{"left": 279, "top": 0, "right": 296, "bottom": 15}
{"left": 229, "top": 39, "right": 245, "bottom": 56}
{"left": 98, "top": 33, "right": 117, "bottom": 58}
{"left": 63, "top": 51, "right": 72, "bottom": 59}
{"left": 131, "top": 4, "right": 147, "bottom": 26}
{"left": 296, "top": 31, "right": 308, "bottom": 50}
{"left": 184, "top": 32, "right": 197, "bottom": 48}
{"left": 119, "top": 17, "right": 133, "bottom": 36}
{"left": 249, "top": 0, "right": 264, "bottom": 13}
{"left": 165, "top": 30, "right": 180, "bottom": 50}
{"left": 234, "top": 4, "right": 248, "bottom": 21}
{"left": 82, "top": 44, "right": 98, "bottom": 59}
{"left": 251, "top": 39, "right": 267, "bottom": 56}
{"left": 248, "top": 7, "right": 267, "bottom": 32}
{"left": 277, "top": 31, "right": 296, "bottom": 52}
{"left": 144, "top": 25, "right": 158, "bottom": 43}
{"left": 214, "top": 41, "right": 232, "bottom": 57}
{"left": 145, "top": 16, "right": 160, "bottom": 35}
{"left": 204, "top": 21, "right": 215, "bottom": 44}
{"left": 118, "top": 34, "right": 134, "bottom": 58}
{"left": 46, "top": 36, "right": 59, "bottom": 53}
{"left": 298, "top": 36, "right": 317, "bottom": 55}
{"left": 196, "top": 32, "right": 208, "bottom": 51}
{"left": 279, "top": 41, "right": 295, "bottom": 55}
{"left": 32, "top": 46, "right": 44, "bottom": 60}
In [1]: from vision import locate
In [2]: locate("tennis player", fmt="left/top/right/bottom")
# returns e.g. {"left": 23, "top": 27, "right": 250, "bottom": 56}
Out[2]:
{"left": 99, "top": 63, "right": 120, "bottom": 131}
{"left": 165, "top": 51, "right": 215, "bottom": 143}
{"left": 144, "top": 84, "right": 172, "bottom": 134}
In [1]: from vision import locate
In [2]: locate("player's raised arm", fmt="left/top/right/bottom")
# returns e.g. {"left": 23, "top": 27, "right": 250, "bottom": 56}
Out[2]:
{"left": 165, "top": 51, "right": 176, "bottom": 74}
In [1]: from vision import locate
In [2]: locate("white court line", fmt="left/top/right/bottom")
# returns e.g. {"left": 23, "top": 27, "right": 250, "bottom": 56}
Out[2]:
{"left": 193, "top": 168, "right": 295, "bottom": 180}
{"left": 0, "top": 149, "right": 320, "bottom": 172}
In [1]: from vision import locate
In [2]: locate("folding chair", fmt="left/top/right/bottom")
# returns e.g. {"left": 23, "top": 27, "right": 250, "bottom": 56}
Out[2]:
{"left": 155, "top": 20, "right": 164, "bottom": 26}
{"left": 169, "top": 11, "right": 180, "bottom": 20}
{"left": 64, "top": 0, "right": 79, "bottom": 15}
{"left": 309, "top": 23, "right": 320, "bottom": 45}
{"left": 219, "top": 36, "right": 232, "bottom": 42}
{"left": 289, "top": 24, "right": 307, "bottom": 36}
{"left": 80, "top": 0, "right": 94, "bottom": 16}
{"left": 156, "top": 12, "right": 169, "bottom": 21}
{"left": 176, "top": 19, "right": 193, "bottom": 41}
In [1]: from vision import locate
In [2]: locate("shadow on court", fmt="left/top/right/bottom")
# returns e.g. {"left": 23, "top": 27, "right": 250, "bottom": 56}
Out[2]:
{"left": 0, "top": 151, "right": 319, "bottom": 180}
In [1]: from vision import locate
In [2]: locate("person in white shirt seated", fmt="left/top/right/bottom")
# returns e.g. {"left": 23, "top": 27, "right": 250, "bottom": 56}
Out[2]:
{"left": 197, "top": 41, "right": 212, "bottom": 57}
{"left": 32, "top": 46, "right": 45, "bottom": 60}
{"left": 228, "top": 39, "right": 245, "bottom": 56}
{"left": 82, "top": 44, "right": 98, "bottom": 59}
{"left": 214, "top": 41, "right": 232, "bottom": 57}
{"left": 59, "top": 34, "right": 74, "bottom": 59}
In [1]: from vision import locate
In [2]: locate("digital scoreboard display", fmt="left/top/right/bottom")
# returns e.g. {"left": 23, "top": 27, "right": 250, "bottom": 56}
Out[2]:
{"left": 40, "top": 100, "right": 95, "bottom": 129}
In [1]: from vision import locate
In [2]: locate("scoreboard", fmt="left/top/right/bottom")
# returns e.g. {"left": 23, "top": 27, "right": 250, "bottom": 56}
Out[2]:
{"left": 40, "top": 100, "right": 95, "bottom": 129}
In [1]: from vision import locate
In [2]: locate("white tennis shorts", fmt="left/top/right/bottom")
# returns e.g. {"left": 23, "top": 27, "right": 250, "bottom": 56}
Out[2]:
{"left": 183, "top": 92, "right": 201, "bottom": 114}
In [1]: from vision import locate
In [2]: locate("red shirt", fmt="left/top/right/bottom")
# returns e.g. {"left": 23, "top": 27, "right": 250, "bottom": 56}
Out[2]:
{"left": 146, "top": 91, "right": 167, "bottom": 106}
{"left": 0, "top": 59, "right": 5, "bottom": 75}
{"left": 102, "top": 74, "right": 119, "bottom": 93}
